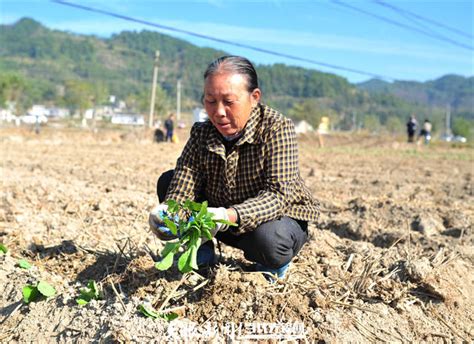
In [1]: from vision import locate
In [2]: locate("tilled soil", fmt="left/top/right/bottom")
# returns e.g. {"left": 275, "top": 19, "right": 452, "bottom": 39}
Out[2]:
{"left": 1, "top": 127, "right": 473, "bottom": 342}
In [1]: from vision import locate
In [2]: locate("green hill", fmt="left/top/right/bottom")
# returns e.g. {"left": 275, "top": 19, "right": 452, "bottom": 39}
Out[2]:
{"left": 358, "top": 75, "right": 473, "bottom": 120}
{"left": 1, "top": 18, "right": 472, "bottom": 135}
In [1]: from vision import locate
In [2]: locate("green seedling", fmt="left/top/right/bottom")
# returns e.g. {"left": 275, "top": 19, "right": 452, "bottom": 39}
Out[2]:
{"left": 138, "top": 304, "right": 178, "bottom": 322}
{"left": 17, "top": 259, "right": 32, "bottom": 269}
{"left": 22, "top": 281, "right": 56, "bottom": 304}
{"left": 155, "top": 200, "right": 236, "bottom": 273}
{"left": 0, "top": 243, "right": 7, "bottom": 254}
{"left": 76, "top": 280, "right": 102, "bottom": 306}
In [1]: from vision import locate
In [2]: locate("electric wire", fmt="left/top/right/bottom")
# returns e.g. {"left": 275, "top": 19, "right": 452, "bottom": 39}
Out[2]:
{"left": 50, "top": 0, "right": 395, "bottom": 81}
{"left": 381, "top": 5, "right": 447, "bottom": 39}
{"left": 374, "top": 0, "right": 473, "bottom": 40}
{"left": 331, "top": 0, "right": 473, "bottom": 51}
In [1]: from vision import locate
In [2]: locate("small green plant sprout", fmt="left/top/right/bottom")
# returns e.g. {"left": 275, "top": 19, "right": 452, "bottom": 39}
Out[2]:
{"left": 76, "top": 280, "right": 102, "bottom": 306}
{"left": 155, "top": 200, "right": 236, "bottom": 273}
{"left": 22, "top": 281, "right": 56, "bottom": 304}
{"left": 0, "top": 243, "right": 7, "bottom": 254}
{"left": 137, "top": 303, "right": 178, "bottom": 322}
{"left": 17, "top": 259, "right": 32, "bottom": 269}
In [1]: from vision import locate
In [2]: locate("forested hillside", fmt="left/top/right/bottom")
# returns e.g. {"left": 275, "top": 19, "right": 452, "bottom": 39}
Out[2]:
{"left": 358, "top": 76, "right": 473, "bottom": 120}
{"left": 1, "top": 18, "right": 472, "bottom": 135}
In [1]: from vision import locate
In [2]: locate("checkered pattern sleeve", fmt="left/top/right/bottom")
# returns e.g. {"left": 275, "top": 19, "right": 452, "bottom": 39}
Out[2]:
{"left": 164, "top": 123, "right": 205, "bottom": 207}
{"left": 232, "top": 117, "right": 300, "bottom": 232}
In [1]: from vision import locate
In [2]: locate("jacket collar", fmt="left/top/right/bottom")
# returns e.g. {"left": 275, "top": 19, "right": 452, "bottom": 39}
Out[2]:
{"left": 206, "top": 104, "right": 263, "bottom": 157}
{"left": 236, "top": 105, "right": 262, "bottom": 146}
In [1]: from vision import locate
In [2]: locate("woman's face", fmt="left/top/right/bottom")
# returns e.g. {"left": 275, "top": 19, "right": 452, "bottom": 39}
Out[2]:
{"left": 203, "top": 72, "right": 261, "bottom": 137}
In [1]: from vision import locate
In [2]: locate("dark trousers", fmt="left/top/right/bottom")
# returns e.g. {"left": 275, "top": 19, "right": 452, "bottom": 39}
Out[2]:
{"left": 157, "top": 170, "right": 308, "bottom": 268}
{"left": 165, "top": 128, "right": 173, "bottom": 142}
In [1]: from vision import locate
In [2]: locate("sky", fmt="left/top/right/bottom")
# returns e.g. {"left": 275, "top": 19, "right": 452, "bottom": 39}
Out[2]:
{"left": 1, "top": 0, "right": 473, "bottom": 84}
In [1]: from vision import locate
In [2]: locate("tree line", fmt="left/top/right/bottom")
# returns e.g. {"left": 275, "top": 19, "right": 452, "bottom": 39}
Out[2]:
{"left": 1, "top": 18, "right": 472, "bottom": 138}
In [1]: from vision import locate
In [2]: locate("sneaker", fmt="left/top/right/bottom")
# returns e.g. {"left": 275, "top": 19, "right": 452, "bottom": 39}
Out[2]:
{"left": 196, "top": 242, "right": 217, "bottom": 268}
{"left": 255, "top": 261, "right": 291, "bottom": 282}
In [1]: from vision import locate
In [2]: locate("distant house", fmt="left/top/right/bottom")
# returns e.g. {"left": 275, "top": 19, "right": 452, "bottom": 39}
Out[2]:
{"left": 0, "top": 108, "right": 18, "bottom": 124}
{"left": 48, "top": 107, "right": 69, "bottom": 118}
{"left": 84, "top": 106, "right": 114, "bottom": 120}
{"left": 27, "top": 105, "right": 69, "bottom": 118}
{"left": 20, "top": 114, "right": 48, "bottom": 124}
{"left": 84, "top": 108, "right": 95, "bottom": 120}
{"left": 111, "top": 113, "right": 145, "bottom": 126}
{"left": 29, "top": 105, "right": 48, "bottom": 117}
{"left": 294, "top": 120, "right": 314, "bottom": 134}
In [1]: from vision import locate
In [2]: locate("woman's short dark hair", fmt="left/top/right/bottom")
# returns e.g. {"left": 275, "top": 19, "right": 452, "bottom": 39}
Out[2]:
{"left": 204, "top": 56, "right": 259, "bottom": 93}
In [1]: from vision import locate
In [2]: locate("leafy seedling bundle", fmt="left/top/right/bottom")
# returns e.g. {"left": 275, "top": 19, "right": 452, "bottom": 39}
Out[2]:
{"left": 155, "top": 200, "right": 236, "bottom": 273}
{"left": 22, "top": 281, "right": 56, "bottom": 304}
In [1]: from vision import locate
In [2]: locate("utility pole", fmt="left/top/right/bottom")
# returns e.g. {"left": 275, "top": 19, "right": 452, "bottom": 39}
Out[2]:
{"left": 176, "top": 79, "right": 181, "bottom": 122}
{"left": 148, "top": 50, "right": 160, "bottom": 128}
{"left": 445, "top": 104, "right": 451, "bottom": 136}
{"left": 352, "top": 111, "right": 357, "bottom": 132}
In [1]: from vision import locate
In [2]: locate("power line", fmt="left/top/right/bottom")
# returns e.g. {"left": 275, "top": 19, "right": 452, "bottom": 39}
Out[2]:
{"left": 374, "top": 0, "right": 473, "bottom": 40}
{"left": 377, "top": 4, "right": 447, "bottom": 39}
{"left": 50, "top": 0, "right": 395, "bottom": 81}
{"left": 331, "top": 0, "right": 473, "bottom": 52}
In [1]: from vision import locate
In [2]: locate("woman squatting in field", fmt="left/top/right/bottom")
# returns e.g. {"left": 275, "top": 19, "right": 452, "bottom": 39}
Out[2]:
{"left": 149, "top": 56, "right": 320, "bottom": 280}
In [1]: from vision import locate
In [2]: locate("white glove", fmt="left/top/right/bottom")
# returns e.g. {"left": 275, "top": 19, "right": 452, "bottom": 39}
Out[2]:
{"left": 149, "top": 204, "right": 178, "bottom": 241}
{"left": 207, "top": 207, "right": 230, "bottom": 234}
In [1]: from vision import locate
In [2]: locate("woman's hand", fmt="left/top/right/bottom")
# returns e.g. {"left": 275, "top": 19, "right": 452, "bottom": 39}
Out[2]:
{"left": 148, "top": 204, "right": 178, "bottom": 241}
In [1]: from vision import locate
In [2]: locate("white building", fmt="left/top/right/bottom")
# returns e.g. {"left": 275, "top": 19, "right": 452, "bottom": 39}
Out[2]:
{"left": 29, "top": 105, "right": 48, "bottom": 117}
{"left": 0, "top": 108, "right": 18, "bottom": 124}
{"left": 48, "top": 107, "right": 69, "bottom": 118}
{"left": 111, "top": 113, "right": 145, "bottom": 126}
{"left": 294, "top": 120, "right": 314, "bottom": 134}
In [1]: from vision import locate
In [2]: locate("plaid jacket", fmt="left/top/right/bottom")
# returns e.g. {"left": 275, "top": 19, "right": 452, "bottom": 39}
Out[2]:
{"left": 165, "top": 103, "right": 320, "bottom": 233}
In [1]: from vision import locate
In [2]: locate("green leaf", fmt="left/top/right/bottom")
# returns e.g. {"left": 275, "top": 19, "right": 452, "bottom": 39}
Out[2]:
{"left": 138, "top": 304, "right": 177, "bottom": 321}
{"left": 203, "top": 219, "right": 216, "bottom": 229}
{"left": 189, "top": 224, "right": 201, "bottom": 239}
{"left": 163, "top": 218, "right": 177, "bottom": 235}
{"left": 87, "top": 280, "right": 100, "bottom": 299}
{"left": 177, "top": 248, "right": 193, "bottom": 273}
{"left": 160, "top": 242, "right": 179, "bottom": 258}
{"left": 138, "top": 304, "right": 159, "bottom": 319}
{"left": 18, "top": 259, "right": 32, "bottom": 269}
{"left": 182, "top": 220, "right": 192, "bottom": 233}
{"left": 201, "top": 227, "right": 213, "bottom": 241}
{"left": 155, "top": 251, "right": 175, "bottom": 271}
{"left": 200, "top": 201, "right": 208, "bottom": 214}
{"left": 0, "top": 243, "right": 7, "bottom": 254}
{"left": 182, "top": 200, "right": 192, "bottom": 211}
{"left": 196, "top": 201, "right": 208, "bottom": 220}
{"left": 183, "top": 200, "right": 201, "bottom": 212}
{"left": 37, "top": 281, "right": 56, "bottom": 297}
{"left": 22, "top": 285, "right": 40, "bottom": 304}
{"left": 160, "top": 312, "right": 179, "bottom": 321}
{"left": 77, "top": 280, "right": 101, "bottom": 304}
{"left": 189, "top": 239, "right": 200, "bottom": 270}
{"left": 166, "top": 199, "right": 179, "bottom": 213}
{"left": 76, "top": 298, "right": 89, "bottom": 306}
